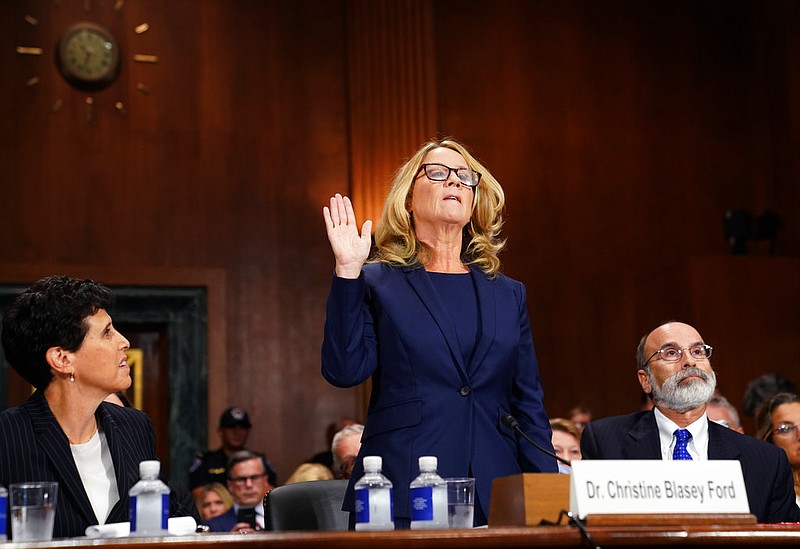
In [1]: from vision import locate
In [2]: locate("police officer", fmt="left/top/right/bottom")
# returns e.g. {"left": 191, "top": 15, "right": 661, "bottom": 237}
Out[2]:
{"left": 189, "top": 407, "right": 271, "bottom": 497}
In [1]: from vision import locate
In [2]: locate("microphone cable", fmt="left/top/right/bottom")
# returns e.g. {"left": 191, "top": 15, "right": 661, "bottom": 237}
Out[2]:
{"left": 501, "top": 412, "right": 571, "bottom": 468}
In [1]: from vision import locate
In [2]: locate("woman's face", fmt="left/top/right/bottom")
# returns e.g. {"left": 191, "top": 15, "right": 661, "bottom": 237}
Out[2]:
{"left": 552, "top": 430, "right": 582, "bottom": 463}
{"left": 770, "top": 402, "right": 800, "bottom": 469}
{"left": 409, "top": 147, "right": 474, "bottom": 233}
{"left": 70, "top": 309, "right": 131, "bottom": 395}
{"left": 201, "top": 490, "right": 227, "bottom": 521}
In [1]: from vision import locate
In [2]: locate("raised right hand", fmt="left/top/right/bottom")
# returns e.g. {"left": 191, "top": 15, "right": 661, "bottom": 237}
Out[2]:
{"left": 322, "top": 193, "right": 372, "bottom": 279}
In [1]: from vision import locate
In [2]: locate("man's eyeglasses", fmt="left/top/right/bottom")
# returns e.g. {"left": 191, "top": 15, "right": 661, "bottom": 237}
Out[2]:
{"left": 418, "top": 163, "right": 481, "bottom": 188}
{"left": 229, "top": 473, "right": 266, "bottom": 485}
{"left": 771, "top": 423, "right": 799, "bottom": 437}
{"left": 644, "top": 344, "right": 713, "bottom": 366}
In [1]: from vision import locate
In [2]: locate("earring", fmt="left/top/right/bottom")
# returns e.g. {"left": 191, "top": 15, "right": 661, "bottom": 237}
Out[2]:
{"left": 69, "top": 372, "right": 75, "bottom": 382}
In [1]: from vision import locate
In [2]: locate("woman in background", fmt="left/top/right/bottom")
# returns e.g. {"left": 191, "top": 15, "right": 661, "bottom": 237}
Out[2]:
{"left": 285, "top": 463, "right": 335, "bottom": 484}
{"left": 321, "top": 138, "right": 557, "bottom": 527}
{"left": 195, "top": 482, "right": 234, "bottom": 521}
{"left": 549, "top": 418, "right": 582, "bottom": 467}
{"left": 757, "top": 392, "right": 800, "bottom": 508}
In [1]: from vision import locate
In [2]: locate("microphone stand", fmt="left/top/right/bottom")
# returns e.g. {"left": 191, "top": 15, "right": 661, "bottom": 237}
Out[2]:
{"left": 502, "top": 413, "right": 598, "bottom": 547}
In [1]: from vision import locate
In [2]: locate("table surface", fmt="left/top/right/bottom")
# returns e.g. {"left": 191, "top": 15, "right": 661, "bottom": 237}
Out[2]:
{"left": 3, "top": 524, "right": 800, "bottom": 549}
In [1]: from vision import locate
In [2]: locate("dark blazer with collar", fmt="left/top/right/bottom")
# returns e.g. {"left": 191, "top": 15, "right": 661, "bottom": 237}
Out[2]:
{"left": 322, "top": 262, "right": 557, "bottom": 524}
{"left": 581, "top": 410, "right": 800, "bottom": 524}
{"left": 0, "top": 390, "right": 194, "bottom": 539}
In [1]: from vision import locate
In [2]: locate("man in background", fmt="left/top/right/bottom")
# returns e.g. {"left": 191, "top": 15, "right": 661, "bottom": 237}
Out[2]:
{"left": 204, "top": 450, "right": 276, "bottom": 532}
{"left": 706, "top": 393, "right": 745, "bottom": 433}
{"left": 189, "top": 407, "right": 260, "bottom": 497}
{"left": 581, "top": 320, "right": 799, "bottom": 523}
{"left": 331, "top": 423, "right": 364, "bottom": 480}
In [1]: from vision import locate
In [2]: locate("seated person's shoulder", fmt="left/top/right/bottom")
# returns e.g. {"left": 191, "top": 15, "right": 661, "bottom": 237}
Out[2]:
{"left": 585, "top": 410, "right": 651, "bottom": 432}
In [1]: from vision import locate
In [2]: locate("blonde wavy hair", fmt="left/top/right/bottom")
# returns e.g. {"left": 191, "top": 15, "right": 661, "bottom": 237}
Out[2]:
{"left": 372, "top": 138, "right": 506, "bottom": 275}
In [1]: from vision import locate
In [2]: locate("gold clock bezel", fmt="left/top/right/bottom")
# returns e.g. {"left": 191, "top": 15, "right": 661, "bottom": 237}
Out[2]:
{"left": 55, "top": 21, "right": 121, "bottom": 92}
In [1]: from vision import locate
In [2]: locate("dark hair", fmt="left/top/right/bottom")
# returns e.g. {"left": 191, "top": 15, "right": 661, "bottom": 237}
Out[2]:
{"left": 227, "top": 449, "right": 278, "bottom": 487}
{"left": 742, "top": 373, "right": 797, "bottom": 417}
{"left": 755, "top": 392, "right": 800, "bottom": 442}
{"left": 1, "top": 275, "right": 115, "bottom": 389}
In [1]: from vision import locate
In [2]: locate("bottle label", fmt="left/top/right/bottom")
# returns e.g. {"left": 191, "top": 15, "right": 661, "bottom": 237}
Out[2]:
{"left": 410, "top": 487, "right": 433, "bottom": 521}
{"left": 161, "top": 493, "right": 169, "bottom": 529}
{"left": 0, "top": 494, "right": 7, "bottom": 537}
{"left": 354, "top": 488, "right": 369, "bottom": 524}
{"left": 130, "top": 495, "right": 138, "bottom": 531}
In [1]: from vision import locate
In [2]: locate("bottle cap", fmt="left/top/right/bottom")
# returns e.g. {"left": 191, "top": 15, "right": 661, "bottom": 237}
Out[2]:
{"left": 139, "top": 460, "right": 161, "bottom": 478}
{"left": 418, "top": 456, "right": 437, "bottom": 472}
{"left": 362, "top": 455, "right": 382, "bottom": 472}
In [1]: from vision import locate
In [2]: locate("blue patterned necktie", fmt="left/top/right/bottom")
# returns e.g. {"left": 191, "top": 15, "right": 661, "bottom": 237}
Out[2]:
{"left": 673, "top": 429, "right": 693, "bottom": 460}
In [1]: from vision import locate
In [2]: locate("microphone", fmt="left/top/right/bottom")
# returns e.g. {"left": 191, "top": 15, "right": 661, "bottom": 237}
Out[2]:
{"left": 502, "top": 412, "right": 571, "bottom": 467}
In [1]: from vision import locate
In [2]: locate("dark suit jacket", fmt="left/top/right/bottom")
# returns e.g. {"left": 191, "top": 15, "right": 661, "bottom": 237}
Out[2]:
{"left": 204, "top": 507, "right": 237, "bottom": 532}
{"left": 322, "top": 263, "right": 557, "bottom": 524}
{"left": 0, "top": 390, "right": 195, "bottom": 538}
{"left": 581, "top": 410, "right": 800, "bottom": 524}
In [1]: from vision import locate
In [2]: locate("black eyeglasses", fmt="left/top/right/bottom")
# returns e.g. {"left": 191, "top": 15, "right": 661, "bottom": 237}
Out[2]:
{"left": 229, "top": 473, "right": 266, "bottom": 485}
{"left": 644, "top": 344, "right": 713, "bottom": 367}
{"left": 418, "top": 163, "right": 481, "bottom": 187}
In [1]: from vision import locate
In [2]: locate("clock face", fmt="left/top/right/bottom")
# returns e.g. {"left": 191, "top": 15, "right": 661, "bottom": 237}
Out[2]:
{"left": 56, "top": 22, "right": 120, "bottom": 91}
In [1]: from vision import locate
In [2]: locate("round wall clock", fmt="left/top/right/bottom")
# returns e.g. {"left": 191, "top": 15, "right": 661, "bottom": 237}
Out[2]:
{"left": 56, "top": 22, "right": 120, "bottom": 91}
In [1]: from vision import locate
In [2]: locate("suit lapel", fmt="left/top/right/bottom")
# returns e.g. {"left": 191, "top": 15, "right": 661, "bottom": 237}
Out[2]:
{"left": 623, "top": 411, "right": 662, "bottom": 459}
{"left": 466, "top": 266, "right": 496, "bottom": 377}
{"left": 404, "top": 266, "right": 469, "bottom": 379}
{"left": 99, "top": 404, "right": 137, "bottom": 523}
{"left": 707, "top": 420, "right": 742, "bottom": 460}
{"left": 26, "top": 391, "right": 97, "bottom": 524}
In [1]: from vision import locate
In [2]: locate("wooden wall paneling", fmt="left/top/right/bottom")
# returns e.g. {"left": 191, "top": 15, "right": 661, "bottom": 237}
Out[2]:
{"left": 431, "top": 1, "right": 800, "bottom": 422}
{"left": 688, "top": 256, "right": 800, "bottom": 434}
{"left": 346, "top": 0, "right": 438, "bottom": 226}
{"left": 3, "top": 0, "right": 800, "bottom": 482}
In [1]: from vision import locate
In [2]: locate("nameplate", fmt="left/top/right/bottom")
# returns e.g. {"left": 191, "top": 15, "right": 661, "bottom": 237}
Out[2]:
{"left": 569, "top": 460, "right": 749, "bottom": 519}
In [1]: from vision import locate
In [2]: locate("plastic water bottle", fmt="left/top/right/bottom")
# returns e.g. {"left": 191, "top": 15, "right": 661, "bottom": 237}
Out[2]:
{"left": 354, "top": 456, "right": 394, "bottom": 531}
{"left": 0, "top": 484, "right": 7, "bottom": 541}
{"left": 129, "top": 460, "right": 170, "bottom": 536}
{"left": 409, "top": 456, "right": 448, "bottom": 529}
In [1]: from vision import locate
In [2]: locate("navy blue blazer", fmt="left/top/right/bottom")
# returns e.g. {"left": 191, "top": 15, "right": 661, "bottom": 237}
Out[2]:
{"left": 322, "top": 263, "right": 557, "bottom": 524}
{"left": 581, "top": 410, "right": 800, "bottom": 524}
{"left": 204, "top": 507, "right": 237, "bottom": 532}
{"left": 0, "top": 391, "right": 195, "bottom": 538}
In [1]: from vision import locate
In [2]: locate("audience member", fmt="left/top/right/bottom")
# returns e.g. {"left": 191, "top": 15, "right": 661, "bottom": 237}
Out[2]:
{"left": 189, "top": 407, "right": 262, "bottom": 497}
{"left": 567, "top": 406, "right": 591, "bottom": 433}
{"left": 309, "top": 417, "right": 357, "bottom": 470}
{"left": 550, "top": 418, "right": 582, "bottom": 466}
{"left": 742, "top": 373, "right": 797, "bottom": 418}
{"left": 0, "top": 275, "right": 195, "bottom": 538}
{"left": 706, "top": 393, "right": 744, "bottom": 433}
{"left": 331, "top": 423, "right": 364, "bottom": 480}
{"left": 285, "top": 462, "right": 335, "bottom": 484}
{"left": 580, "top": 320, "right": 800, "bottom": 523}
{"left": 195, "top": 482, "right": 234, "bottom": 522}
{"left": 203, "top": 450, "right": 276, "bottom": 533}
{"left": 756, "top": 393, "right": 800, "bottom": 508}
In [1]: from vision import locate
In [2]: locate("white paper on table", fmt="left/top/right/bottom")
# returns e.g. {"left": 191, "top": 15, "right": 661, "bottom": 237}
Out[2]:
{"left": 84, "top": 516, "right": 197, "bottom": 538}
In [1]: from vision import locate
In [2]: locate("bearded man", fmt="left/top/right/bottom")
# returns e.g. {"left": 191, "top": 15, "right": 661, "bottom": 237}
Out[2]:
{"left": 581, "top": 321, "right": 800, "bottom": 523}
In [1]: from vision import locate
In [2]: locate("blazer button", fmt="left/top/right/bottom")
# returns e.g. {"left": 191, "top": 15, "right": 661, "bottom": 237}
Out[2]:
{"left": 459, "top": 386, "right": 471, "bottom": 397}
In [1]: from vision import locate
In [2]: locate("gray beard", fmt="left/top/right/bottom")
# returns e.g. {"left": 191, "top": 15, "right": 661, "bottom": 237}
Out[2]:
{"left": 649, "top": 367, "right": 716, "bottom": 413}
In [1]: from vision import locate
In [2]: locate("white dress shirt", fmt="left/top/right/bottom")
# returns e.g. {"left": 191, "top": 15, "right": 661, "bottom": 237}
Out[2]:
{"left": 653, "top": 407, "right": 709, "bottom": 460}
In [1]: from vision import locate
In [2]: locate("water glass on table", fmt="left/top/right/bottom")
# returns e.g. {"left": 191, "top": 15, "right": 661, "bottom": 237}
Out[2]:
{"left": 9, "top": 482, "right": 58, "bottom": 541}
{"left": 445, "top": 478, "right": 475, "bottom": 529}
